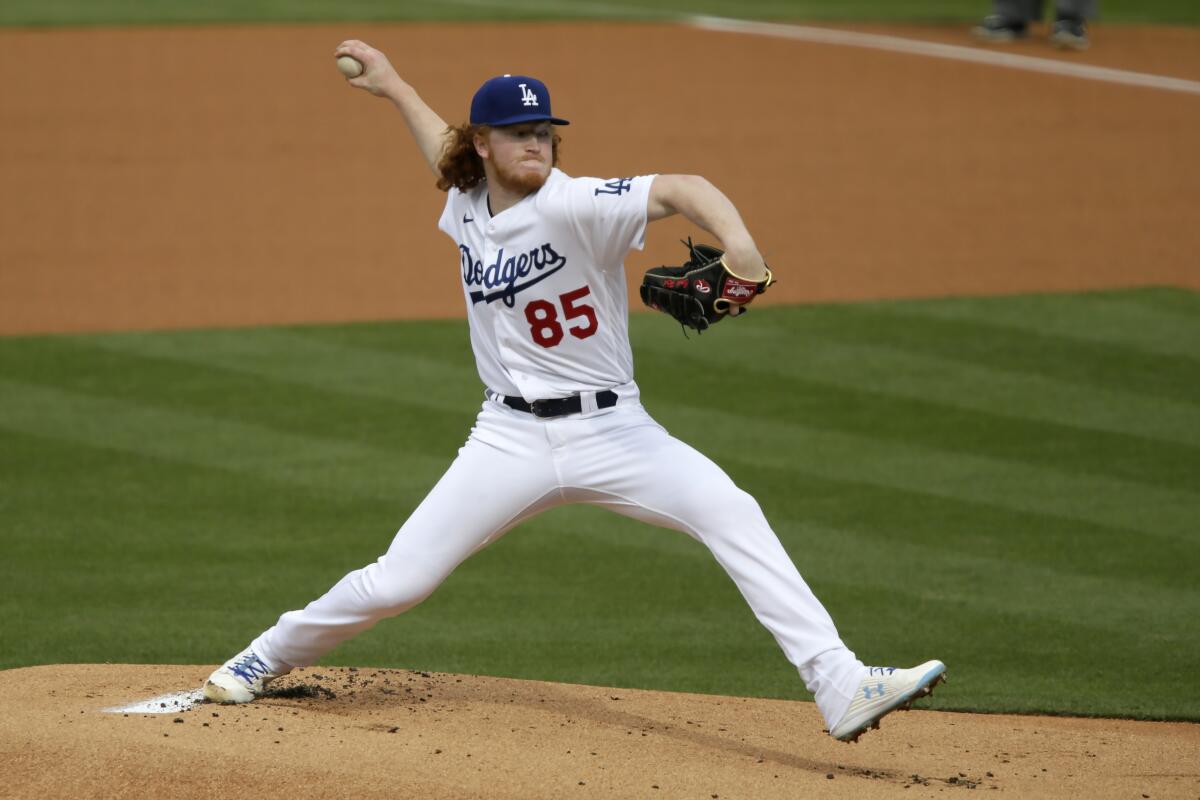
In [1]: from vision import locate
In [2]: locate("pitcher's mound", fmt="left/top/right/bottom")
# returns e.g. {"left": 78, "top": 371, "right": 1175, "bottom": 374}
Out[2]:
{"left": 0, "top": 664, "right": 1194, "bottom": 798}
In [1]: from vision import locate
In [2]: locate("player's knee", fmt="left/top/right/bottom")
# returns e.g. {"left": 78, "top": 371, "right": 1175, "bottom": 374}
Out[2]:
{"left": 371, "top": 581, "right": 438, "bottom": 616}
{"left": 367, "top": 560, "right": 445, "bottom": 615}
{"left": 713, "top": 485, "right": 762, "bottom": 515}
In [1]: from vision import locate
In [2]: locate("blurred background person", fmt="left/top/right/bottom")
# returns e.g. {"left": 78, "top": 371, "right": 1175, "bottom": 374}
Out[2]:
{"left": 972, "top": 0, "right": 1096, "bottom": 49}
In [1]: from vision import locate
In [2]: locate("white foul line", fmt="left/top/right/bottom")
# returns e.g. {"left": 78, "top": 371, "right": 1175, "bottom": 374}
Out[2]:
{"left": 689, "top": 15, "right": 1200, "bottom": 97}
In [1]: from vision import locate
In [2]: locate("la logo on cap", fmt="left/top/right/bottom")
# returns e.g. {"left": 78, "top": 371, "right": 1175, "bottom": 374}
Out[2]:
{"left": 519, "top": 84, "right": 539, "bottom": 107}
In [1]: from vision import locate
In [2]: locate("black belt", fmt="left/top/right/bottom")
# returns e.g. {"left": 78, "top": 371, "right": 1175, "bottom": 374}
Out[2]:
{"left": 499, "top": 390, "right": 618, "bottom": 418}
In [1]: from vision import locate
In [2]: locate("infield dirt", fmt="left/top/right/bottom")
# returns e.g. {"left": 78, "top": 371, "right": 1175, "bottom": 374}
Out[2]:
{"left": 1, "top": 19, "right": 1198, "bottom": 800}
{"left": 1, "top": 21, "right": 1198, "bottom": 335}
{"left": 2, "top": 664, "right": 1198, "bottom": 800}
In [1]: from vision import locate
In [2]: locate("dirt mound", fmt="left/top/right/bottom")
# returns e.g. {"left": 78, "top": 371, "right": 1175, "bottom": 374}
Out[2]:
{"left": 0, "top": 664, "right": 1195, "bottom": 799}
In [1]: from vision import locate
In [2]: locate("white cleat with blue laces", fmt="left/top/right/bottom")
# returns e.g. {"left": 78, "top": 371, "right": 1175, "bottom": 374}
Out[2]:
{"left": 829, "top": 660, "right": 946, "bottom": 743}
{"left": 204, "top": 647, "right": 291, "bottom": 704}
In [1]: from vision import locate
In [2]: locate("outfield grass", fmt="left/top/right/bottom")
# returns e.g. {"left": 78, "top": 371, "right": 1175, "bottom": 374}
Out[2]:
{"left": 1, "top": 288, "right": 1197, "bottom": 721}
{"left": 1, "top": 0, "right": 1197, "bottom": 27}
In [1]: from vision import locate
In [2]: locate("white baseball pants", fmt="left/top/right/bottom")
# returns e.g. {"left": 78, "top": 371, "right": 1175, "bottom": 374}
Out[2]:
{"left": 252, "top": 392, "right": 865, "bottom": 727}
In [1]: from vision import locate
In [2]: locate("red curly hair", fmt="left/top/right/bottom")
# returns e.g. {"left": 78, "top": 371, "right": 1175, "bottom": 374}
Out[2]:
{"left": 435, "top": 122, "right": 562, "bottom": 193}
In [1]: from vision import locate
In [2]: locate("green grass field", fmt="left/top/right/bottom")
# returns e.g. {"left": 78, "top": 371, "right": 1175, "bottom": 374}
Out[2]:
{"left": 2, "top": 0, "right": 1197, "bottom": 26}
{"left": 2, "top": 0, "right": 1198, "bottom": 726}
{"left": 2, "top": 289, "right": 1198, "bottom": 721}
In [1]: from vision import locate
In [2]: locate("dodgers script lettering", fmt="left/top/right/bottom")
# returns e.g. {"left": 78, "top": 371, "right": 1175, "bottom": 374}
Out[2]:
{"left": 460, "top": 242, "right": 568, "bottom": 307}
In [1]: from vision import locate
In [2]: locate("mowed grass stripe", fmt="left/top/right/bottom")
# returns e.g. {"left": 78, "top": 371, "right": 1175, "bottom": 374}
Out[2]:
{"left": 739, "top": 300, "right": 1200, "bottom": 407}
{"left": 886, "top": 288, "right": 1200, "bottom": 362}
{"left": 532, "top": 459, "right": 1198, "bottom": 628}
{"left": 78, "top": 325, "right": 483, "bottom": 412}
{"left": 1, "top": 329, "right": 480, "bottom": 444}
{"left": 658, "top": 402, "right": 1199, "bottom": 542}
{"left": 639, "top": 333, "right": 1200, "bottom": 489}
{"left": 671, "top": 328, "right": 1200, "bottom": 449}
{"left": 888, "top": 604, "right": 1192, "bottom": 718}
{"left": 771, "top": 515, "right": 1197, "bottom": 634}
{"left": 0, "top": 329, "right": 482, "bottom": 475}
{"left": 811, "top": 340, "right": 1199, "bottom": 448}
{"left": 1125, "top": 285, "right": 1200, "bottom": 317}
{"left": 0, "top": 378, "right": 449, "bottom": 499}
{"left": 510, "top": 459, "right": 1196, "bottom": 601}
{"left": 0, "top": 432, "right": 404, "bottom": 587}
{"left": 752, "top": 465, "right": 1198, "bottom": 594}
{"left": 776, "top": 520, "right": 1197, "bottom": 718}
{"left": 0, "top": 425, "right": 423, "bottom": 669}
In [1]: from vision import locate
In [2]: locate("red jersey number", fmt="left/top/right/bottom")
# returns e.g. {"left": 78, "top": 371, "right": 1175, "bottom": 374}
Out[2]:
{"left": 560, "top": 286, "right": 599, "bottom": 340}
{"left": 523, "top": 285, "right": 599, "bottom": 349}
{"left": 524, "top": 300, "right": 564, "bottom": 348}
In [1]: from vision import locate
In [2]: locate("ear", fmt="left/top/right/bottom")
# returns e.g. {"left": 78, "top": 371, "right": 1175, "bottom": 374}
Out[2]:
{"left": 472, "top": 131, "right": 490, "bottom": 159}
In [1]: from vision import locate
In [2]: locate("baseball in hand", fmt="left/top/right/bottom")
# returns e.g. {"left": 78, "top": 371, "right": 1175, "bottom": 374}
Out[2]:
{"left": 336, "top": 55, "right": 364, "bottom": 78}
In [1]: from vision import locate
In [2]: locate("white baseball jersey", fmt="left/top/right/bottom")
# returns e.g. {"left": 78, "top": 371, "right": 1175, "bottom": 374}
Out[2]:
{"left": 437, "top": 169, "right": 655, "bottom": 400}
{"left": 249, "top": 166, "right": 871, "bottom": 737}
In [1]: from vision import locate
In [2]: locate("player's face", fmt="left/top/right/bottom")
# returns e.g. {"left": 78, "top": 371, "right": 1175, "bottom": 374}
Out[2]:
{"left": 478, "top": 122, "right": 553, "bottom": 194}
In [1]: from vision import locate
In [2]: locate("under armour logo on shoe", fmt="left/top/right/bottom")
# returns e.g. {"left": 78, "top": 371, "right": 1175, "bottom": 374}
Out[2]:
{"left": 862, "top": 683, "right": 886, "bottom": 699}
{"left": 518, "top": 83, "right": 539, "bottom": 107}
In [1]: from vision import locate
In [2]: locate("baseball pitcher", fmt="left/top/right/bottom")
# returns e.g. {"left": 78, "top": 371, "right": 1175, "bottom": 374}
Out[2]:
{"left": 204, "top": 40, "right": 946, "bottom": 743}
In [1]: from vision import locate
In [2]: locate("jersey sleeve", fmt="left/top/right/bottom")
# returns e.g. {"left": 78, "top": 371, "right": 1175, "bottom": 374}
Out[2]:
{"left": 556, "top": 174, "right": 656, "bottom": 268}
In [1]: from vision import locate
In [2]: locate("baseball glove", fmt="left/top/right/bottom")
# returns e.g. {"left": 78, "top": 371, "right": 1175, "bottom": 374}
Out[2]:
{"left": 639, "top": 239, "right": 775, "bottom": 333}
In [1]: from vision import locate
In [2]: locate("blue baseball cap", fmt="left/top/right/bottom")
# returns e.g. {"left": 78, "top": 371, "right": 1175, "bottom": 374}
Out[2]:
{"left": 470, "top": 74, "right": 570, "bottom": 127}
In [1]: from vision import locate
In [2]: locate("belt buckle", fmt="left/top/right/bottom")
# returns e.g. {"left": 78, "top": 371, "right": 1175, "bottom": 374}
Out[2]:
{"left": 530, "top": 399, "right": 553, "bottom": 418}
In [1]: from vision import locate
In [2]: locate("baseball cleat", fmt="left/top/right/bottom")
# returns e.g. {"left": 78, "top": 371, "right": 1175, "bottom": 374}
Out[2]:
{"left": 1050, "top": 18, "right": 1089, "bottom": 50}
{"left": 203, "top": 647, "right": 290, "bottom": 704}
{"left": 971, "top": 15, "right": 1027, "bottom": 43}
{"left": 829, "top": 660, "right": 946, "bottom": 743}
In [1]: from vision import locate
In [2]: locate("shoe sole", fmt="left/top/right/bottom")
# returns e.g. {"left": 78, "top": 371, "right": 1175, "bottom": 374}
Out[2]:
{"left": 1050, "top": 34, "right": 1089, "bottom": 51}
{"left": 837, "top": 663, "right": 947, "bottom": 743}
{"left": 204, "top": 679, "right": 254, "bottom": 705}
{"left": 971, "top": 28, "right": 1026, "bottom": 43}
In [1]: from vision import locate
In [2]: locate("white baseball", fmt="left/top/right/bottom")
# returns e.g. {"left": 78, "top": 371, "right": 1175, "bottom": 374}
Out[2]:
{"left": 336, "top": 55, "right": 364, "bottom": 78}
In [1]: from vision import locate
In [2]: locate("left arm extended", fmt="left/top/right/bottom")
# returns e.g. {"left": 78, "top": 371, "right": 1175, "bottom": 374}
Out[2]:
{"left": 647, "top": 174, "right": 769, "bottom": 283}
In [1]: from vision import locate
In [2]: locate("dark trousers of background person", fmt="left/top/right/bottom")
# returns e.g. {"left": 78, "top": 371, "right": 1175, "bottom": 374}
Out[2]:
{"left": 992, "top": 0, "right": 1097, "bottom": 20}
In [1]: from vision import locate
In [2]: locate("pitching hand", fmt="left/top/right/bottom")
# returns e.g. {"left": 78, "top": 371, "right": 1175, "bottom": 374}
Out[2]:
{"left": 334, "top": 40, "right": 403, "bottom": 98}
